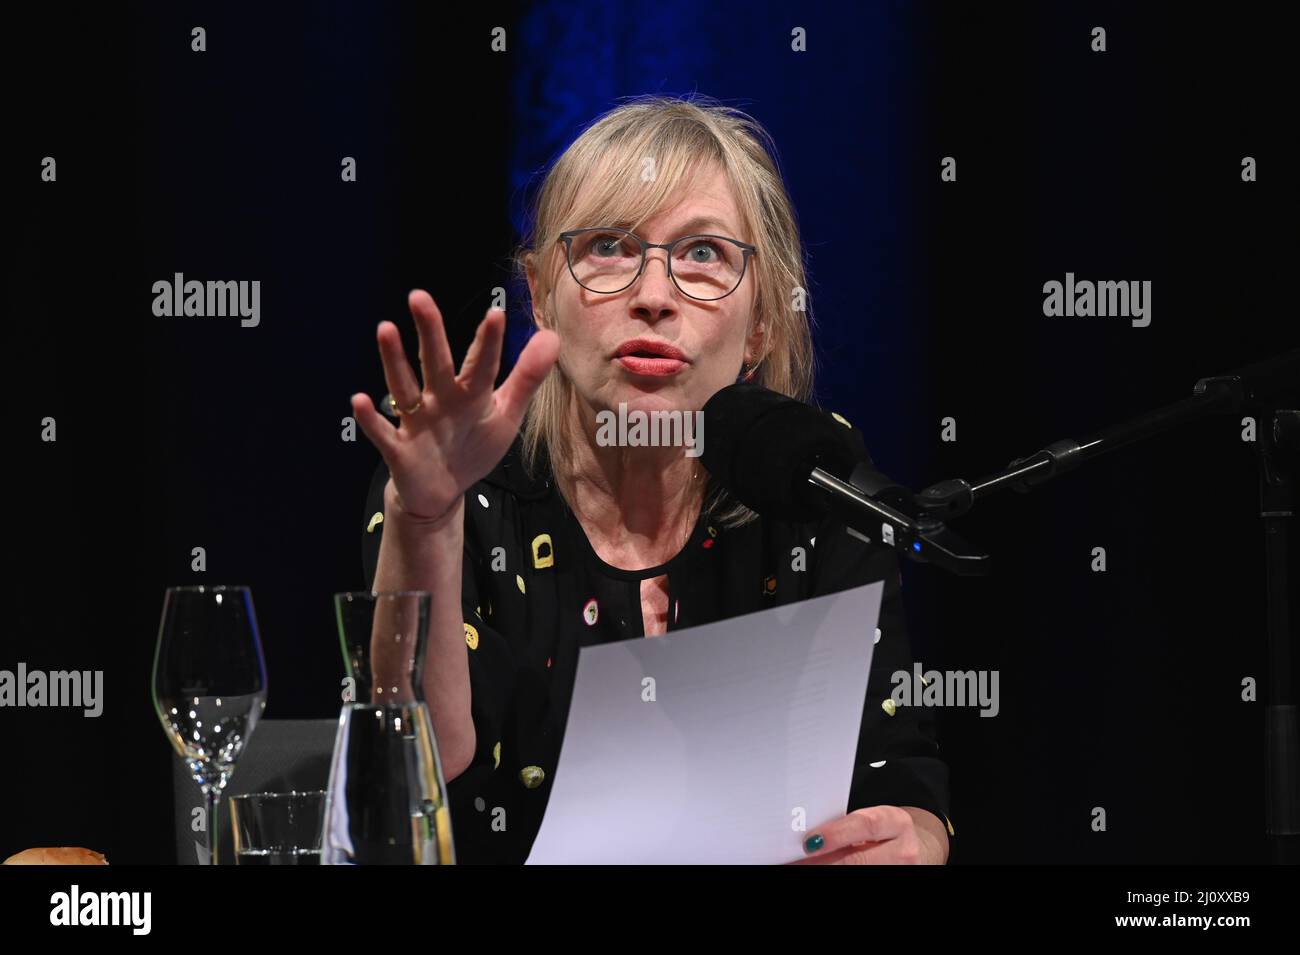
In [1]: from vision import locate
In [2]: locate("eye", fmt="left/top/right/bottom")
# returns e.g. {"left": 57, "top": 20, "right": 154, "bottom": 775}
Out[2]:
{"left": 680, "top": 239, "right": 721, "bottom": 263}
{"left": 576, "top": 231, "right": 637, "bottom": 260}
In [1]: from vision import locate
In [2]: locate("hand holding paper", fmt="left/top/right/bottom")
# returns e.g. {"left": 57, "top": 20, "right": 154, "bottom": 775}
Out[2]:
{"left": 525, "top": 581, "right": 884, "bottom": 864}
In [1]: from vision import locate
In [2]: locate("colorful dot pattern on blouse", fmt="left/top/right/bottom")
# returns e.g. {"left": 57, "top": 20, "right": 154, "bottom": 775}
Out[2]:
{"left": 360, "top": 433, "right": 951, "bottom": 864}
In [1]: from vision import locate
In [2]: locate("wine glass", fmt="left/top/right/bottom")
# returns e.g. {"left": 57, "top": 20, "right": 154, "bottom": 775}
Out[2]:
{"left": 152, "top": 585, "right": 268, "bottom": 865}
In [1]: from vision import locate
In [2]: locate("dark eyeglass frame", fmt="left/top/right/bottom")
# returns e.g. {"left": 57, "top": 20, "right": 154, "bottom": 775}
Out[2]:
{"left": 558, "top": 226, "right": 757, "bottom": 302}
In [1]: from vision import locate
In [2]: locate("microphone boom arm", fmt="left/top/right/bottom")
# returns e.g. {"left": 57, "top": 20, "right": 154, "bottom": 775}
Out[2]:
{"left": 808, "top": 467, "right": 992, "bottom": 576}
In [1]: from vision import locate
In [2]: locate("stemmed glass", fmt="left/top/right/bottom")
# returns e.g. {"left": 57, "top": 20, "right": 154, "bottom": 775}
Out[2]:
{"left": 152, "top": 585, "right": 268, "bottom": 865}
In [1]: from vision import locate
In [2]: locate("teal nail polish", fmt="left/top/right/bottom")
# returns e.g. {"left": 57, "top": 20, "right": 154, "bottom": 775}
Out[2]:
{"left": 803, "top": 833, "right": 824, "bottom": 854}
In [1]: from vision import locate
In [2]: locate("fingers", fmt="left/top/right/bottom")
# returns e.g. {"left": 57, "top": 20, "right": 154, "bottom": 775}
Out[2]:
{"left": 787, "top": 842, "right": 883, "bottom": 865}
{"left": 494, "top": 328, "right": 560, "bottom": 425}
{"left": 788, "top": 806, "right": 921, "bottom": 865}
{"left": 408, "top": 290, "right": 456, "bottom": 397}
{"left": 350, "top": 392, "right": 397, "bottom": 459}
{"left": 376, "top": 321, "right": 422, "bottom": 410}
{"left": 788, "top": 840, "right": 913, "bottom": 865}
{"left": 456, "top": 308, "right": 506, "bottom": 394}
{"left": 806, "top": 805, "right": 911, "bottom": 857}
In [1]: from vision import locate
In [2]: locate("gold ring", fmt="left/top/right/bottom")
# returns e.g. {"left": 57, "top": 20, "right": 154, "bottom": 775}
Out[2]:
{"left": 388, "top": 394, "right": 423, "bottom": 415}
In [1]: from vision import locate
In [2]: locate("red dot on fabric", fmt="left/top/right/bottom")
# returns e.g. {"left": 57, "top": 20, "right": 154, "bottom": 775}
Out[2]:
{"left": 702, "top": 538, "right": 714, "bottom": 549}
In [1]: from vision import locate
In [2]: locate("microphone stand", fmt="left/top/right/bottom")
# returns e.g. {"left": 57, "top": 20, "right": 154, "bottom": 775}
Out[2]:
{"left": 835, "top": 349, "right": 1298, "bottom": 862}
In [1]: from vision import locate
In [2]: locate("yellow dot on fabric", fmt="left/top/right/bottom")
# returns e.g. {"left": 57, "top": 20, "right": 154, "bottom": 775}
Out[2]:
{"left": 582, "top": 598, "right": 599, "bottom": 626}
{"left": 492, "top": 740, "right": 501, "bottom": 770}
{"left": 464, "top": 622, "right": 479, "bottom": 650}
{"left": 944, "top": 815, "right": 955, "bottom": 837}
{"left": 707, "top": 525, "right": 718, "bottom": 538}
{"left": 366, "top": 512, "right": 384, "bottom": 533}
{"left": 475, "top": 605, "right": 481, "bottom": 619}
{"left": 516, "top": 574, "right": 526, "bottom": 594}
{"left": 531, "top": 533, "right": 554, "bottom": 569}
{"left": 764, "top": 575, "right": 777, "bottom": 595}
{"left": 519, "top": 765, "right": 545, "bottom": 789}
{"left": 882, "top": 699, "right": 897, "bottom": 717}
{"left": 830, "top": 411, "right": 852, "bottom": 428}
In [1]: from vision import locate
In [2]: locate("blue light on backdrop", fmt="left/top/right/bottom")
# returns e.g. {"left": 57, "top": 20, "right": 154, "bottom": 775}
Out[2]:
{"left": 503, "top": 0, "right": 930, "bottom": 469}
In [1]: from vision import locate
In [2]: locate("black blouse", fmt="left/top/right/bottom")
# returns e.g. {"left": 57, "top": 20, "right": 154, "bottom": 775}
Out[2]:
{"left": 361, "top": 429, "right": 953, "bottom": 864}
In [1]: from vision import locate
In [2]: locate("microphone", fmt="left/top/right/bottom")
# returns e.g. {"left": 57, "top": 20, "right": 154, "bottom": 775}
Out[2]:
{"left": 699, "top": 383, "right": 871, "bottom": 521}
{"left": 701, "top": 383, "right": 989, "bottom": 574}
{"left": 700, "top": 383, "right": 917, "bottom": 524}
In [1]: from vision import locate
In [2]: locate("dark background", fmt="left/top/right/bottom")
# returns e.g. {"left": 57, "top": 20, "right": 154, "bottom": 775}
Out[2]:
{"left": 5, "top": 0, "right": 1294, "bottom": 865}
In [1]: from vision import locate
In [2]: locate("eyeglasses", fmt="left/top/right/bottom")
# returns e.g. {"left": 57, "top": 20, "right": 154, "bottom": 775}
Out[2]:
{"left": 558, "top": 227, "right": 756, "bottom": 301}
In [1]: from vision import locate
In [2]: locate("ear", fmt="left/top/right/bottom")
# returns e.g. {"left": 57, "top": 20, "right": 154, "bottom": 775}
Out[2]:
{"left": 525, "top": 253, "right": 552, "bottom": 330}
{"left": 743, "top": 317, "right": 766, "bottom": 364}
{"left": 525, "top": 256, "right": 540, "bottom": 323}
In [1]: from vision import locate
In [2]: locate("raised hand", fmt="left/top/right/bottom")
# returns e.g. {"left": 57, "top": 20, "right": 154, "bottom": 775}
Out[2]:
{"left": 351, "top": 290, "right": 560, "bottom": 521}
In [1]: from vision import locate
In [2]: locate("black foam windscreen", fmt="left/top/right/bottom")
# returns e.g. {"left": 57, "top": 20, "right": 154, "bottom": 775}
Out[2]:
{"left": 701, "top": 383, "right": 868, "bottom": 521}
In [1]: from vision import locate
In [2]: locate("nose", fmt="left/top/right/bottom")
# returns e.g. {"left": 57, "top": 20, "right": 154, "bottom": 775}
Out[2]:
{"left": 627, "top": 248, "right": 678, "bottom": 322}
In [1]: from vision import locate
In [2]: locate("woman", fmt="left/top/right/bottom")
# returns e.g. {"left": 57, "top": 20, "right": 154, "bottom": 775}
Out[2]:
{"left": 352, "top": 95, "right": 952, "bottom": 864}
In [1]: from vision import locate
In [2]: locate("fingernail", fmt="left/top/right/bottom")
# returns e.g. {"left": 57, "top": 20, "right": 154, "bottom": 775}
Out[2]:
{"left": 803, "top": 833, "right": 824, "bottom": 854}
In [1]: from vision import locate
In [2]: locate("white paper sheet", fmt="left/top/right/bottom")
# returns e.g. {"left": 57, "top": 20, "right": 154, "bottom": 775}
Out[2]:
{"left": 525, "top": 581, "right": 883, "bottom": 864}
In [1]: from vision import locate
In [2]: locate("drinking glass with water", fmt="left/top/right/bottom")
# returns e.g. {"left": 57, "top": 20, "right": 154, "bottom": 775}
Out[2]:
{"left": 230, "top": 791, "right": 326, "bottom": 865}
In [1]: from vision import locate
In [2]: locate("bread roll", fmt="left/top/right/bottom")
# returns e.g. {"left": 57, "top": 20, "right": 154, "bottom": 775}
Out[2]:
{"left": 2, "top": 847, "right": 108, "bottom": 865}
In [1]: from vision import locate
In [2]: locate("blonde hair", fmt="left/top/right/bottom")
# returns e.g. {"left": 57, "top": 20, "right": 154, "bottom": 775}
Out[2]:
{"left": 514, "top": 94, "right": 816, "bottom": 528}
